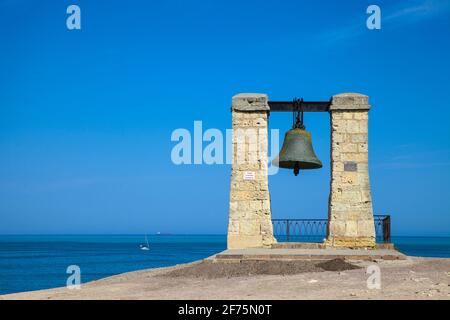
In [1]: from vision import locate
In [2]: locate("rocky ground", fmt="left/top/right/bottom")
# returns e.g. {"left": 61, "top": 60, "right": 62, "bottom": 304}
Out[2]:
{"left": 2, "top": 257, "right": 449, "bottom": 300}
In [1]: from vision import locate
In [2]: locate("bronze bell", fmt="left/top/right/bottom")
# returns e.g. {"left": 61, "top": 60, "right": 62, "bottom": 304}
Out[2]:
{"left": 273, "top": 102, "right": 322, "bottom": 176}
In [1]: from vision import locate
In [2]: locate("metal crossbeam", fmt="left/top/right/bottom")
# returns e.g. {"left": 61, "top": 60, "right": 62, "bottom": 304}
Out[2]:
{"left": 268, "top": 100, "right": 331, "bottom": 112}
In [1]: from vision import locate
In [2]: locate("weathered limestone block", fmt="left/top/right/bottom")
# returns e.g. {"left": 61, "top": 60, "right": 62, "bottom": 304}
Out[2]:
{"left": 231, "top": 93, "right": 271, "bottom": 111}
{"left": 325, "top": 93, "right": 376, "bottom": 248}
{"left": 227, "top": 93, "right": 276, "bottom": 249}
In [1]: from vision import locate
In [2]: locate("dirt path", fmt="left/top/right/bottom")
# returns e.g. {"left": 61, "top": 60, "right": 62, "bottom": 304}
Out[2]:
{"left": 2, "top": 257, "right": 449, "bottom": 300}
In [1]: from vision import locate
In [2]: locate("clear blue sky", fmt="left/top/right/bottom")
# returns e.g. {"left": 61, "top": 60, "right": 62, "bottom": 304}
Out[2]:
{"left": 1, "top": 0, "right": 449, "bottom": 236}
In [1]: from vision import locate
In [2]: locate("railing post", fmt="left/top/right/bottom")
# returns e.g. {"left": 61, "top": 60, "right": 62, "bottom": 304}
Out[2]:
{"left": 381, "top": 216, "right": 391, "bottom": 243}
{"left": 286, "top": 219, "right": 290, "bottom": 242}
{"left": 385, "top": 216, "right": 391, "bottom": 243}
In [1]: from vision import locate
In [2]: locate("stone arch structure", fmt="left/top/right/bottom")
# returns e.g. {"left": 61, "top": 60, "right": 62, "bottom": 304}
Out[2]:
{"left": 227, "top": 92, "right": 375, "bottom": 249}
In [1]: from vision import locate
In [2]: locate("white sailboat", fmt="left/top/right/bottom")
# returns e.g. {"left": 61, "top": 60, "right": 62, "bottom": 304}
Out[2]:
{"left": 139, "top": 235, "right": 150, "bottom": 250}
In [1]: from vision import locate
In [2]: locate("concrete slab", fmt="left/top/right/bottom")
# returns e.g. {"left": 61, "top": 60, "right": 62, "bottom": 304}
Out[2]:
{"left": 213, "top": 247, "right": 407, "bottom": 261}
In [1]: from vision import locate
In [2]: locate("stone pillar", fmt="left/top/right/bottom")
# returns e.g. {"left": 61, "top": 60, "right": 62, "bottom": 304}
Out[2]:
{"left": 325, "top": 93, "right": 376, "bottom": 248}
{"left": 227, "top": 93, "right": 277, "bottom": 249}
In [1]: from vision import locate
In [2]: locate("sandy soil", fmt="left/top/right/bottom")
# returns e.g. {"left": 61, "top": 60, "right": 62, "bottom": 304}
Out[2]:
{"left": 2, "top": 257, "right": 449, "bottom": 300}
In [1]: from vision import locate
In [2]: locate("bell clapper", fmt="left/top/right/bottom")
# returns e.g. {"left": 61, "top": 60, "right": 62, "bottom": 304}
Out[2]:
{"left": 294, "top": 163, "right": 300, "bottom": 176}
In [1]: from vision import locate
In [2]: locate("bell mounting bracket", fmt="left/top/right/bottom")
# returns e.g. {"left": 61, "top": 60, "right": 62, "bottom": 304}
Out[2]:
{"left": 292, "top": 98, "right": 305, "bottom": 129}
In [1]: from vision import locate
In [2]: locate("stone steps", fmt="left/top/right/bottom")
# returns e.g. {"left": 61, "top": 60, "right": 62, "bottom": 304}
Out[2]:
{"left": 271, "top": 242, "right": 396, "bottom": 250}
{"left": 213, "top": 247, "right": 407, "bottom": 262}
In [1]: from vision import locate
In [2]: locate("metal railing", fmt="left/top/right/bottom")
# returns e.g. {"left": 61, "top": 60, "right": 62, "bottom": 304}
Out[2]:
{"left": 272, "top": 215, "right": 391, "bottom": 243}
{"left": 374, "top": 215, "right": 391, "bottom": 243}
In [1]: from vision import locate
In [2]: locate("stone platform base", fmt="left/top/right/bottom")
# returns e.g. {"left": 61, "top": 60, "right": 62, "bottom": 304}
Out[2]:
{"left": 324, "top": 237, "right": 376, "bottom": 248}
{"left": 228, "top": 234, "right": 275, "bottom": 250}
{"left": 213, "top": 246, "right": 406, "bottom": 262}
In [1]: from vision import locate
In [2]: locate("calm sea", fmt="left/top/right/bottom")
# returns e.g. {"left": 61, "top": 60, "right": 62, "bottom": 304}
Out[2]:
{"left": 0, "top": 235, "right": 449, "bottom": 295}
